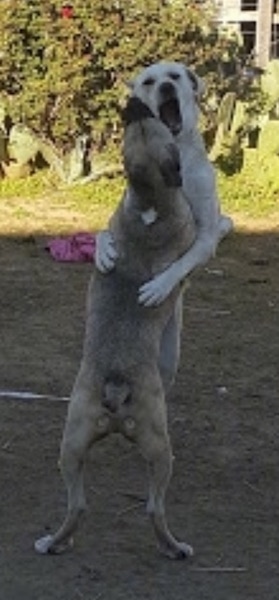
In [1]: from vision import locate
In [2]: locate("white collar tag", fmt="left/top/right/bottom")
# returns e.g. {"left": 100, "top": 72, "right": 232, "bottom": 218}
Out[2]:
{"left": 141, "top": 207, "right": 158, "bottom": 225}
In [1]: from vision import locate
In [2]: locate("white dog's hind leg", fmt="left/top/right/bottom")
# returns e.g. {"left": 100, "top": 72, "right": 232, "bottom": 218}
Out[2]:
{"left": 158, "top": 295, "right": 183, "bottom": 393}
{"left": 218, "top": 214, "right": 234, "bottom": 242}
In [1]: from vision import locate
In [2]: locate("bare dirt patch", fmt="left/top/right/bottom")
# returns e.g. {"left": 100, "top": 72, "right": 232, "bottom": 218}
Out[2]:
{"left": 0, "top": 228, "right": 278, "bottom": 600}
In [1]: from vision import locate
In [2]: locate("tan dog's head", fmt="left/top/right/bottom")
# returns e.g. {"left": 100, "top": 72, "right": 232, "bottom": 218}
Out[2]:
{"left": 122, "top": 96, "right": 182, "bottom": 195}
{"left": 128, "top": 61, "right": 204, "bottom": 137}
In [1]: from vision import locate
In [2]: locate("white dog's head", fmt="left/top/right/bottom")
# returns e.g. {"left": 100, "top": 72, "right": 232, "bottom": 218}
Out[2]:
{"left": 128, "top": 62, "right": 204, "bottom": 138}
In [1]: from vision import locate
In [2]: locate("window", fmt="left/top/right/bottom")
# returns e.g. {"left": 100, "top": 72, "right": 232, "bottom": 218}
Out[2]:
{"left": 241, "top": 0, "right": 257, "bottom": 10}
{"left": 241, "top": 21, "right": 256, "bottom": 55}
{"left": 271, "top": 23, "right": 279, "bottom": 57}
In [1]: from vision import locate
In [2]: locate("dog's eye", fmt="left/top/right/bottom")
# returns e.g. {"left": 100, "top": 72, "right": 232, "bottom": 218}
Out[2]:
{"left": 143, "top": 77, "right": 155, "bottom": 86}
{"left": 168, "top": 72, "right": 180, "bottom": 81}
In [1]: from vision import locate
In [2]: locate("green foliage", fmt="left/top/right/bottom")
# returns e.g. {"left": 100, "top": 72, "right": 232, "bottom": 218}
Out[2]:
{"left": 218, "top": 151, "right": 279, "bottom": 218}
{"left": 258, "top": 120, "right": 279, "bottom": 157}
{"left": 209, "top": 92, "right": 245, "bottom": 169}
{"left": 0, "top": 169, "right": 49, "bottom": 198}
{"left": 0, "top": 0, "right": 249, "bottom": 148}
{"left": 1, "top": 147, "right": 278, "bottom": 233}
{"left": 8, "top": 124, "right": 40, "bottom": 164}
{"left": 260, "top": 59, "right": 279, "bottom": 114}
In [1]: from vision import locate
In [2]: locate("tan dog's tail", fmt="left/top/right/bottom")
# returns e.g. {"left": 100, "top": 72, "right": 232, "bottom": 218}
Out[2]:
{"left": 102, "top": 374, "right": 131, "bottom": 414}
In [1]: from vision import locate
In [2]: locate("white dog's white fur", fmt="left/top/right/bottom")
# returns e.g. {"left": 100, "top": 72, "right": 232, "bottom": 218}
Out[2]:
{"left": 96, "top": 61, "right": 233, "bottom": 305}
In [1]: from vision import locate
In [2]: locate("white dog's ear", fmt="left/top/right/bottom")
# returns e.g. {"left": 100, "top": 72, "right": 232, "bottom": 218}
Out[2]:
{"left": 185, "top": 67, "right": 205, "bottom": 100}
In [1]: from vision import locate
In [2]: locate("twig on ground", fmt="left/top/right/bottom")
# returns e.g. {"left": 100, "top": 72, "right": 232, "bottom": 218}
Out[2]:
{"left": 120, "top": 492, "right": 146, "bottom": 502}
{"left": 243, "top": 480, "right": 263, "bottom": 495}
{"left": 116, "top": 501, "right": 144, "bottom": 518}
{"left": 190, "top": 566, "right": 247, "bottom": 573}
{"left": 0, "top": 390, "right": 69, "bottom": 402}
{"left": 116, "top": 492, "right": 146, "bottom": 517}
{"left": 2, "top": 438, "right": 14, "bottom": 451}
{"left": 187, "top": 307, "right": 232, "bottom": 316}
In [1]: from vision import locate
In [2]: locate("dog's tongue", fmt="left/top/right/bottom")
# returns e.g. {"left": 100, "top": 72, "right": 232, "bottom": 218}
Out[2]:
{"left": 160, "top": 100, "right": 181, "bottom": 135}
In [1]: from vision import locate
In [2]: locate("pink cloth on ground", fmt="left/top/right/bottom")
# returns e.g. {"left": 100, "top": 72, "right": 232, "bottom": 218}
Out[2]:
{"left": 46, "top": 232, "right": 96, "bottom": 262}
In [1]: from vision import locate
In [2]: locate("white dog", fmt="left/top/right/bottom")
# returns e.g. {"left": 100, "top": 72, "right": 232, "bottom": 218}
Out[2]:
{"left": 96, "top": 61, "right": 233, "bottom": 387}
{"left": 96, "top": 61, "right": 232, "bottom": 299}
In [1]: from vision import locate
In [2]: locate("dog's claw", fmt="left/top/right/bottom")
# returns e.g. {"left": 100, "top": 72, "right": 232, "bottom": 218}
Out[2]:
{"left": 138, "top": 292, "right": 161, "bottom": 307}
{"left": 138, "top": 271, "right": 176, "bottom": 306}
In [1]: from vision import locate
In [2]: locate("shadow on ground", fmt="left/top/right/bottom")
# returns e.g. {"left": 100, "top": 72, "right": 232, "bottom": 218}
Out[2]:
{"left": 0, "top": 229, "right": 278, "bottom": 600}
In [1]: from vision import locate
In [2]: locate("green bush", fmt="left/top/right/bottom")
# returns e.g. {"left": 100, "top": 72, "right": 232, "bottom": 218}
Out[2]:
{"left": 218, "top": 151, "right": 279, "bottom": 217}
{"left": 0, "top": 0, "right": 251, "bottom": 148}
{"left": 258, "top": 120, "right": 279, "bottom": 157}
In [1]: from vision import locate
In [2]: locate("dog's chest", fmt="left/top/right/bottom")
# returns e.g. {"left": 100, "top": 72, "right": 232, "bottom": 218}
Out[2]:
{"left": 113, "top": 204, "right": 194, "bottom": 281}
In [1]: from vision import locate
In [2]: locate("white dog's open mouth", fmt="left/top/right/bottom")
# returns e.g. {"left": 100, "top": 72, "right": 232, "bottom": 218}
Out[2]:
{"left": 159, "top": 98, "right": 182, "bottom": 136}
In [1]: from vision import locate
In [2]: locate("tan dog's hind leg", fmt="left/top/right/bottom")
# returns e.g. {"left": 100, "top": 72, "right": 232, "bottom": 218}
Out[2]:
{"left": 137, "top": 393, "right": 193, "bottom": 560}
{"left": 35, "top": 388, "right": 108, "bottom": 555}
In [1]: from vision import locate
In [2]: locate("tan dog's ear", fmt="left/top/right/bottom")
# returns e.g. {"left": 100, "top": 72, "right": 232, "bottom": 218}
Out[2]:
{"left": 185, "top": 67, "right": 205, "bottom": 100}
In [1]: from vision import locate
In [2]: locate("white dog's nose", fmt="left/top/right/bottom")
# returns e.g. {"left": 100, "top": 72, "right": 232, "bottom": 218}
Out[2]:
{"left": 159, "top": 81, "right": 175, "bottom": 97}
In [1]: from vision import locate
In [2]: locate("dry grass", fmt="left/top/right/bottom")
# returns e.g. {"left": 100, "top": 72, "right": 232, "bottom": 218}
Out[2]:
{"left": 0, "top": 170, "right": 124, "bottom": 235}
{"left": 1, "top": 154, "right": 279, "bottom": 236}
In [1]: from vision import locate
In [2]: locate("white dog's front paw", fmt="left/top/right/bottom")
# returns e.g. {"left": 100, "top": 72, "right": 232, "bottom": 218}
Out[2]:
{"left": 95, "top": 230, "right": 118, "bottom": 273}
{"left": 138, "top": 270, "right": 177, "bottom": 306}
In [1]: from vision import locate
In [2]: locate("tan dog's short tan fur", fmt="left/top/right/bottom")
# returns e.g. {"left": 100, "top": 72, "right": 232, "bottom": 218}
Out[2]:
{"left": 35, "top": 98, "right": 195, "bottom": 559}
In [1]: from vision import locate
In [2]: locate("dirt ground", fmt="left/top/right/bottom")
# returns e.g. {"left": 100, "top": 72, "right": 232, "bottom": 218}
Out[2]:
{"left": 0, "top": 226, "right": 278, "bottom": 600}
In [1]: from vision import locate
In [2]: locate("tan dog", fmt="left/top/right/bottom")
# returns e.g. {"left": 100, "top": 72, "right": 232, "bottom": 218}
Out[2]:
{"left": 35, "top": 98, "right": 195, "bottom": 559}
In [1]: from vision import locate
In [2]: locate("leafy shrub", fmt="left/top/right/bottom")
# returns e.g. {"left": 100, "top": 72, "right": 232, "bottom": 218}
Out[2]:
{"left": 0, "top": 0, "right": 252, "bottom": 148}
{"left": 218, "top": 151, "right": 279, "bottom": 217}
{"left": 258, "top": 121, "right": 279, "bottom": 157}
